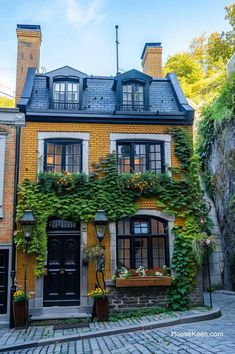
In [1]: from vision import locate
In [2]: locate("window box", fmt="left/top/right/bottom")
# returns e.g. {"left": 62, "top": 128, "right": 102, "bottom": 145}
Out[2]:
{"left": 116, "top": 276, "right": 171, "bottom": 287}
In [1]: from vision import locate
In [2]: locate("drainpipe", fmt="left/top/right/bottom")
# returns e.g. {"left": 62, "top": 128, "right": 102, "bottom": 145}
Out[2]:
{"left": 9, "top": 125, "right": 21, "bottom": 328}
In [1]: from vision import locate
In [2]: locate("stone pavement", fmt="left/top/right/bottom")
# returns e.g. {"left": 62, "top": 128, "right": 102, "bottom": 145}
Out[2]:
{"left": 0, "top": 292, "right": 234, "bottom": 353}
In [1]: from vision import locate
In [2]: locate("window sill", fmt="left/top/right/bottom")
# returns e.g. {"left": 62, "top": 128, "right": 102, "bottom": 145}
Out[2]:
{"left": 115, "top": 276, "right": 171, "bottom": 287}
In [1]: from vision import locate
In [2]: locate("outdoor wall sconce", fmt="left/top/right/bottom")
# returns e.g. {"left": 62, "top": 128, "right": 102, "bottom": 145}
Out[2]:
{"left": 94, "top": 210, "right": 108, "bottom": 243}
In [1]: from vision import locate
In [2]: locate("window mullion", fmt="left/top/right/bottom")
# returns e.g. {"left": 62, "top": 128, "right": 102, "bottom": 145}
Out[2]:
{"left": 130, "top": 143, "right": 134, "bottom": 173}
{"left": 146, "top": 143, "right": 149, "bottom": 171}
{"left": 62, "top": 144, "right": 66, "bottom": 171}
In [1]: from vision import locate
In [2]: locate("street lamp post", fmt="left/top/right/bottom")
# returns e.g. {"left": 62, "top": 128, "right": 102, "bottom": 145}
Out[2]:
{"left": 19, "top": 210, "right": 35, "bottom": 331}
{"left": 93, "top": 210, "right": 108, "bottom": 290}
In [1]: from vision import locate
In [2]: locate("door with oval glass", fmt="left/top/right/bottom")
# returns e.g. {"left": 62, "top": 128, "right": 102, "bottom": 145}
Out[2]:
{"left": 43, "top": 219, "right": 80, "bottom": 306}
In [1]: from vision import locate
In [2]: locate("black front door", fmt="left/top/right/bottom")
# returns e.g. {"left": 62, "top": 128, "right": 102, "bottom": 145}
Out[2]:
{"left": 0, "top": 249, "right": 9, "bottom": 314}
{"left": 44, "top": 220, "right": 80, "bottom": 306}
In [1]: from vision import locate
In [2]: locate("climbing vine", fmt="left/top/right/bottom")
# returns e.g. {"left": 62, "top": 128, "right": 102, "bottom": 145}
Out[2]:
{"left": 197, "top": 73, "right": 235, "bottom": 197}
{"left": 16, "top": 128, "right": 208, "bottom": 309}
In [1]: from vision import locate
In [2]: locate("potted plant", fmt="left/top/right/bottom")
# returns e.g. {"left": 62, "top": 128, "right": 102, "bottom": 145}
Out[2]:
{"left": 87, "top": 288, "right": 109, "bottom": 321}
{"left": 113, "top": 266, "right": 172, "bottom": 287}
{"left": 83, "top": 245, "right": 105, "bottom": 263}
{"left": 13, "top": 290, "right": 30, "bottom": 328}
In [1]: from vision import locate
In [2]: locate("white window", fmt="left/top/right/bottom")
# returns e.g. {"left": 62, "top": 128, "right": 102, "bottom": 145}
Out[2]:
{"left": 0, "top": 134, "right": 6, "bottom": 217}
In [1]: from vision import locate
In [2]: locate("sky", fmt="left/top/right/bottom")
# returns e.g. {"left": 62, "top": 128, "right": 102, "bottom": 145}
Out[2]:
{"left": 0, "top": 0, "right": 232, "bottom": 98}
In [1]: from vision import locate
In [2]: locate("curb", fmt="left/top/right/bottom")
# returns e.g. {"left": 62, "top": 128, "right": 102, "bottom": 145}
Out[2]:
{"left": 0, "top": 308, "right": 221, "bottom": 352}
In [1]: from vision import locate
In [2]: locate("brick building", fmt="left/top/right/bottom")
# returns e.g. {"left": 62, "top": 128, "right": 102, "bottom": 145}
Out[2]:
{"left": 15, "top": 25, "right": 201, "bottom": 319}
{"left": 0, "top": 108, "right": 25, "bottom": 326}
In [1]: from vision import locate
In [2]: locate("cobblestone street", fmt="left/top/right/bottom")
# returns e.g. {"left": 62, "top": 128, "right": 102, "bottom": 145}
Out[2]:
{"left": 1, "top": 293, "right": 234, "bottom": 353}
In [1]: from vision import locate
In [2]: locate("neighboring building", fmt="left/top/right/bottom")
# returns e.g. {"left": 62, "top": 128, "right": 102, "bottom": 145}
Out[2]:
{"left": 15, "top": 25, "right": 200, "bottom": 319}
{"left": 0, "top": 108, "right": 25, "bottom": 326}
{"left": 226, "top": 52, "right": 235, "bottom": 76}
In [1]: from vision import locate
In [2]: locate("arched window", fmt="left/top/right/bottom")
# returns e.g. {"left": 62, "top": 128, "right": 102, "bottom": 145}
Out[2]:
{"left": 117, "top": 216, "right": 169, "bottom": 269}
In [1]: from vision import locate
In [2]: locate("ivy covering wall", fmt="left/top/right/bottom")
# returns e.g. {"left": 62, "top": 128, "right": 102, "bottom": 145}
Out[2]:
{"left": 16, "top": 128, "right": 208, "bottom": 309}
{"left": 197, "top": 74, "right": 235, "bottom": 289}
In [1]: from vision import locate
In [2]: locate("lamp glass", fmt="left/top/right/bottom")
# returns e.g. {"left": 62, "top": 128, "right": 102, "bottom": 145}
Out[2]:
{"left": 95, "top": 224, "right": 106, "bottom": 241}
{"left": 22, "top": 223, "right": 34, "bottom": 241}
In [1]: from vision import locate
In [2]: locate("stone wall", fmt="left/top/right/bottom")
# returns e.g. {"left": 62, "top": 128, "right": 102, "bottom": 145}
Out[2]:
{"left": 107, "top": 283, "right": 170, "bottom": 312}
{"left": 208, "top": 118, "right": 235, "bottom": 290}
{"left": 107, "top": 272, "right": 204, "bottom": 312}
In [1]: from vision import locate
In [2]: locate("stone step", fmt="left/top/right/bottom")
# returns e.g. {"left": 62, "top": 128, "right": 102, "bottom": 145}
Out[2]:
{"left": 30, "top": 305, "right": 92, "bottom": 321}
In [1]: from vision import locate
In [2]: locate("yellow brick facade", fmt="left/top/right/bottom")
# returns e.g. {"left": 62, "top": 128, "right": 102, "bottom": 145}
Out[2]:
{"left": 17, "top": 121, "right": 192, "bottom": 295}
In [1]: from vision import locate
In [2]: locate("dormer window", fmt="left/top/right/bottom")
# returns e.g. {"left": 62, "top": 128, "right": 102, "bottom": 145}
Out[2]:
{"left": 123, "top": 83, "right": 144, "bottom": 111}
{"left": 53, "top": 81, "right": 79, "bottom": 110}
{"left": 113, "top": 69, "right": 152, "bottom": 112}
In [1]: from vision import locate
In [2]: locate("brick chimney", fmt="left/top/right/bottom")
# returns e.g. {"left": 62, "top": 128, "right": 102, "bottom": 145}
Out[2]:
{"left": 141, "top": 43, "right": 163, "bottom": 78}
{"left": 15, "top": 24, "right": 42, "bottom": 104}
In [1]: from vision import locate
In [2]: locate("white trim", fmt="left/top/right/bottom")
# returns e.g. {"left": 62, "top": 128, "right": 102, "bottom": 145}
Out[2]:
{"left": 37, "top": 132, "right": 90, "bottom": 174}
{"left": 0, "top": 135, "right": 6, "bottom": 218}
{"left": 109, "top": 133, "right": 172, "bottom": 175}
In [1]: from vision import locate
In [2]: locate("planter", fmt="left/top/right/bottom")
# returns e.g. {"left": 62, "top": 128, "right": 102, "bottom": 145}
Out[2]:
{"left": 95, "top": 297, "right": 109, "bottom": 321}
{"left": 13, "top": 300, "right": 28, "bottom": 328}
{"left": 116, "top": 276, "right": 172, "bottom": 287}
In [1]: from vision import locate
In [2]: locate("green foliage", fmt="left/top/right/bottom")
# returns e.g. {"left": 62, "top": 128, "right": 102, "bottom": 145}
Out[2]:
{"left": 16, "top": 129, "right": 207, "bottom": 311}
{"left": 163, "top": 5, "right": 234, "bottom": 104}
{"left": 0, "top": 96, "right": 14, "bottom": 108}
{"left": 108, "top": 306, "right": 169, "bottom": 322}
{"left": 197, "top": 74, "right": 235, "bottom": 196}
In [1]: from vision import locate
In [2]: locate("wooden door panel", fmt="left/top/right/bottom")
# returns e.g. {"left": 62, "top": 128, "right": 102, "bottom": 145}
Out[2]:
{"left": 44, "top": 231, "right": 80, "bottom": 306}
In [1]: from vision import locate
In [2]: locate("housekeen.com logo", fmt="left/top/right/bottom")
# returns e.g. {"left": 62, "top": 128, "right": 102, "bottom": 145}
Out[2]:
{"left": 171, "top": 330, "right": 224, "bottom": 337}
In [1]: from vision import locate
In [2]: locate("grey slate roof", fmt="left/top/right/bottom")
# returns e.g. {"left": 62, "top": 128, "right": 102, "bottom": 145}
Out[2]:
{"left": 18, "top": 66, "right": 194, "bottom": 125}
{"left": 28, "top": 66, "right": 181, "bottom": 113}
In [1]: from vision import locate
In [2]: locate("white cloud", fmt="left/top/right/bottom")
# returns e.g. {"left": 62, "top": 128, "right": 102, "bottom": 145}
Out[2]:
{"left": 64, "top": 0, "right": 105, "bottom": 28}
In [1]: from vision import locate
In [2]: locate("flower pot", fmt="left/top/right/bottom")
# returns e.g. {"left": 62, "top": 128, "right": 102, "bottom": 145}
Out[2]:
{"left": 116, "top": 276, "right": 172, "bottom": 287}
{"left": 13, "top": 300, "right": 28, "bottom": 328}
{"left": 95, "top": 297, "right": 109, "bottom": 322}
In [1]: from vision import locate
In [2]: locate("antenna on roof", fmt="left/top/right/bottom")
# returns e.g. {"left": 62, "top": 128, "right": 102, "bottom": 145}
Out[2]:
{"left": 115, "top": 25, "right": 120, "bottom": 75}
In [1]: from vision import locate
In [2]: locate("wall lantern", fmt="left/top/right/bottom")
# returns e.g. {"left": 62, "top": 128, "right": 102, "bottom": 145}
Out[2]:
{"left": 94, "top": 210, "right": 108, "bottom": 242}
{"left": 20, "top": 210, "right": 36, "bottom": 241}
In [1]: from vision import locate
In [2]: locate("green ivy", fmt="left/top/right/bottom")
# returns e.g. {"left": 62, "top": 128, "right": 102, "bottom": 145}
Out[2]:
{"left": 197, "top": 73, "right": 235, "bottom": 197}
{"left": 16, "top": 128, "right": 207, "bottom": 309}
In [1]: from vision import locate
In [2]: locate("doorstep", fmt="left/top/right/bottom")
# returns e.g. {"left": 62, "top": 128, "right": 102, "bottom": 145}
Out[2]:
{"left": 30, "top": 305, "right": 92, "bottom": 321}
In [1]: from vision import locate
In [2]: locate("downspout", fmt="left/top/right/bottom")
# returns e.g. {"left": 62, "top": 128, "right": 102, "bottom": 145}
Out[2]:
{"left": 9, "top": 125, "right": 21, "bottom": 328}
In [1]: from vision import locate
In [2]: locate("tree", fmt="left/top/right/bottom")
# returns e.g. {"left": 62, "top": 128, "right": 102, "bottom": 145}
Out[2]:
{"left": 0, "top": 96, "right": 15, "bottom": 108}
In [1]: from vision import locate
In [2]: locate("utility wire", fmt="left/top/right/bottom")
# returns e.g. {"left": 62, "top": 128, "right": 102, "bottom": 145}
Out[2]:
{"left": 0, "top": 90, "right": 15, "bottom": 98}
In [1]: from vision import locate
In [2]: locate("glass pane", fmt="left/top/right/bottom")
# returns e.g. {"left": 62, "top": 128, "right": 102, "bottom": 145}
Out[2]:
{"left": 118, "top": 239, "right": 130, "bottom": 268}
{"left": 117, "top": 218, "right": 130, "bottom": 235}
{"left": 55, "top": 144, "right": 62, "bottom": 154}
{"left": 133, "top": 220, "right": 149, "bottom": 234}
{"left": 47, "top": 155, "right": 54, "bottom": 165}
{"left": 135, "top": 238, "right": 148, "bottom": 268}
{"left": 152, "top": 237, "right": 166, "bottom": 268}
{"left": 118, "top": 144, "right": 131, "bottom": 173}
{"left": 134, "top": 144, "right": 146, "bottom": 173}
{"left": 149, "top": 144, "right": 162, "bottom": 173}
{"left": 68, "top": 83, "right": 72, "bottom": 91}
{"left": 47, "top": 143, "right": 54, "bottom": 154}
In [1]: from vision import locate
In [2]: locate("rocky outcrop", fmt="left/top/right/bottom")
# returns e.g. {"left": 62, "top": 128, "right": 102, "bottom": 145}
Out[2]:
{"left": 208, "top": 118, "right": 235, "bottom": 289}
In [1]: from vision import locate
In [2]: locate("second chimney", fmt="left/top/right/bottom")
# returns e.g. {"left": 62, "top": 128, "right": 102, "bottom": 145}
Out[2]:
{"left": 141, "top": 43, "right": 163, "bottom": 78}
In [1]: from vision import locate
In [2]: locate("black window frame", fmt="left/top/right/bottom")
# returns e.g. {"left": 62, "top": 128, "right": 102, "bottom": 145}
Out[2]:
{"left": 43, "top": 139, "right": 83, "bottom": 173}
{"left": 117, "top": 140, "right": 165, "bottom": 174}
{"left": 117, "top": 216, "right": 169, "bottom": 269}
{"left": 52, "top": 78, "right": 80, "bottom": 110}
{"left": 122, "top": 81, "right": 145, "bottom": 111}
